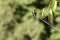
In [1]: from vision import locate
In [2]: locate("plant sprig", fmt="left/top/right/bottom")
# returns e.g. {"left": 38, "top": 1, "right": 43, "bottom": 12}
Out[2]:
{"left": 33, "top": 0, "right": 60, "bottom": 32}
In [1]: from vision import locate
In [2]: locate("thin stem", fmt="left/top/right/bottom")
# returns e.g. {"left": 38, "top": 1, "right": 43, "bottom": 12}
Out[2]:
{"left": 39, "top": 18, "right": 60, "bottom": 32}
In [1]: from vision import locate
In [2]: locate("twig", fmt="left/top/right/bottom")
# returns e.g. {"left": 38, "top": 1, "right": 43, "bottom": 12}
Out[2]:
{"left": 39, "top": 18, "right": 60, "bottom": 32}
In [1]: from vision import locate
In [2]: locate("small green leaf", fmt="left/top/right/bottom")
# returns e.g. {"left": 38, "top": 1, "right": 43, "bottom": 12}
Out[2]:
{"left": 49, "top": 0, "right": 57, "bottom": 11}
{"left": 41, "top": 8, "right": 50, "bottom": 18}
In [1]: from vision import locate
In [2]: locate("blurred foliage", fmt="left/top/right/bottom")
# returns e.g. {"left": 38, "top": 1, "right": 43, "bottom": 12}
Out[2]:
{"left": 0, "top": 0, "right": 60, "bottom": 40}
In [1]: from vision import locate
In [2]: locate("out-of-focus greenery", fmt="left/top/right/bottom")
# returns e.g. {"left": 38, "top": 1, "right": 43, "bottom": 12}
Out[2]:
{"left": 0, "top": 0, "right": 60, "bottom": 40}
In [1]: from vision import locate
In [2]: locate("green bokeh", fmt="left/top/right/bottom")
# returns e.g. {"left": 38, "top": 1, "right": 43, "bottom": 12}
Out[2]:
{"left": 0, "top": 0, "right": 60, "bottom": 40}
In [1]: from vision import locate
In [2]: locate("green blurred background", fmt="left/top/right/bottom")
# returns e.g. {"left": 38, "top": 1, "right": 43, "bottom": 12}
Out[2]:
{"left": 0, "top": 0, "right": 60, "bottom": 40}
